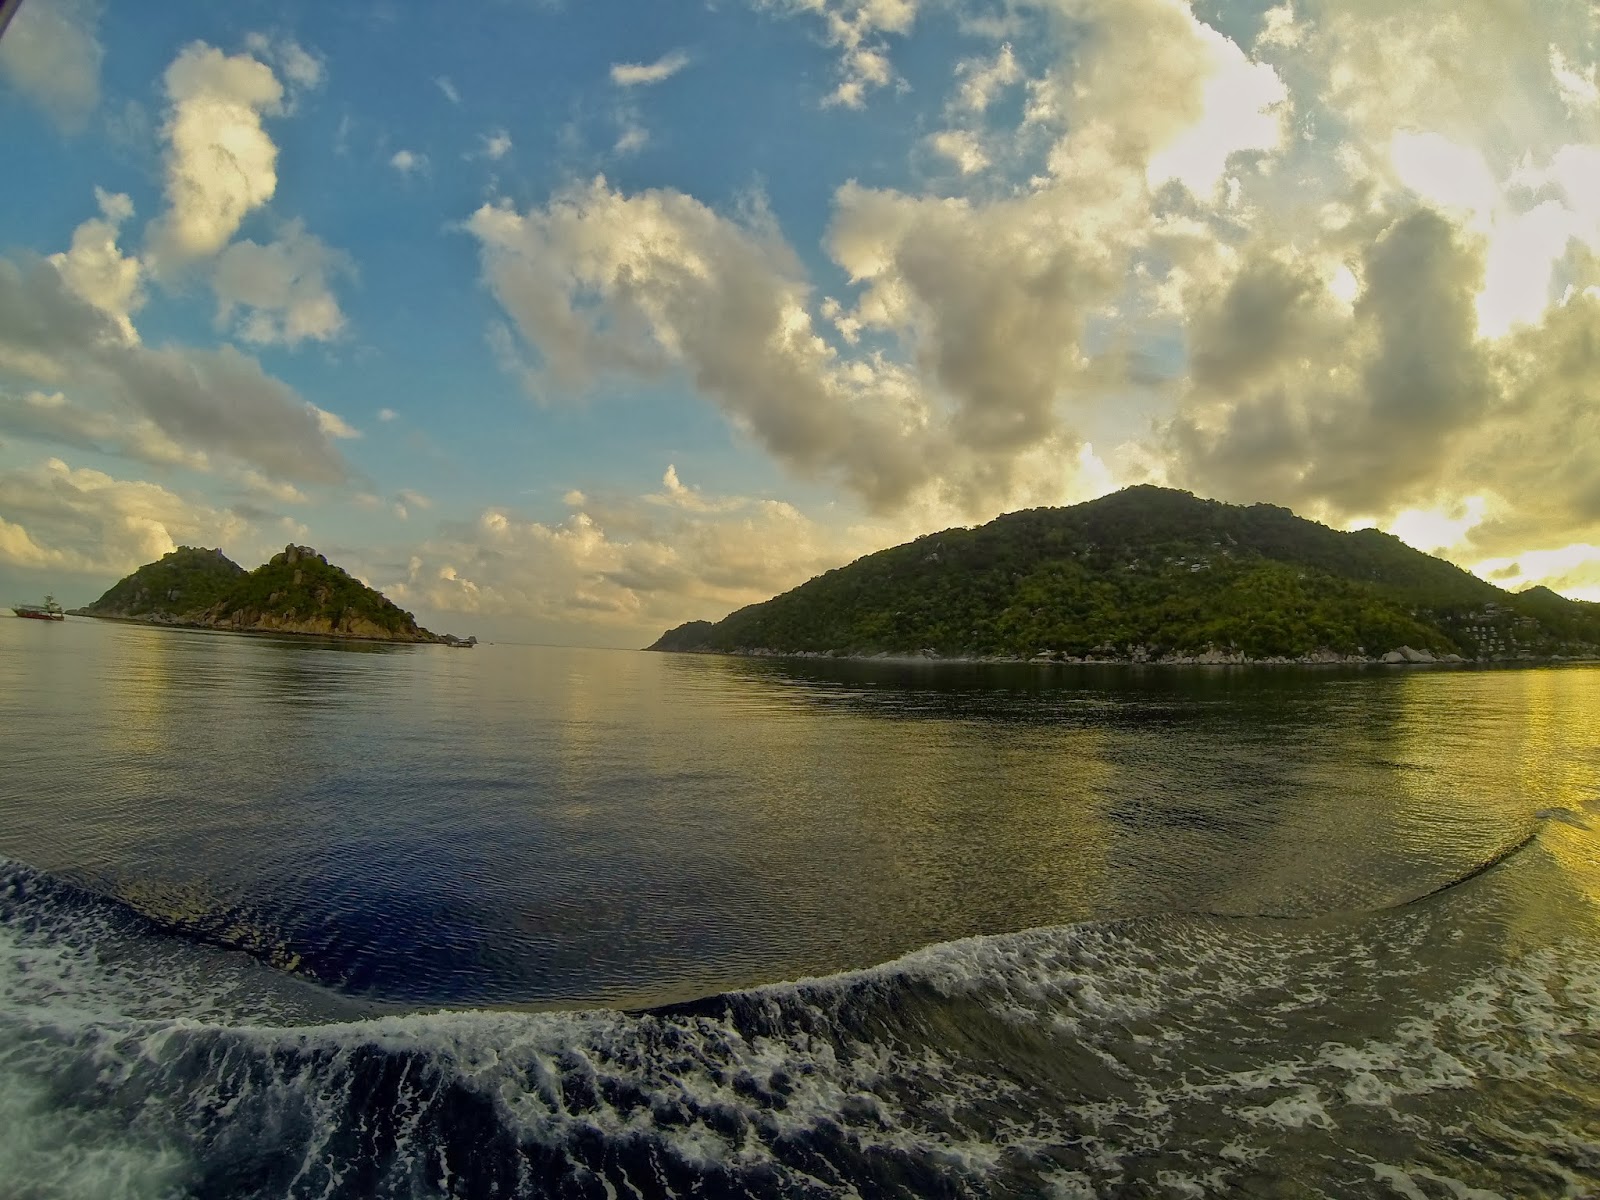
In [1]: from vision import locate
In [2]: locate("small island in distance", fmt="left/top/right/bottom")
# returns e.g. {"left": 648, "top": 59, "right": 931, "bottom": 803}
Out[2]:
{"left": 649, "top": 485, "right": 1600, "bottom": 665}
{"left": 72, "top": 544, "right": 475, "bottom": 646}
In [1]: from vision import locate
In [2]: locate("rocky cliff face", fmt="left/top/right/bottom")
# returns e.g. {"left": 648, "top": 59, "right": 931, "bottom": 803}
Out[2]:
{"left": 207, "top": 608, "right": 440, "bottom": 642}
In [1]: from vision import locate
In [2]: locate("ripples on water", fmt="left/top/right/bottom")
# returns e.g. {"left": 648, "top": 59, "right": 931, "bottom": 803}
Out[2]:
{"left": 2, "top": 618, "right": 1599, "bottom": 1197}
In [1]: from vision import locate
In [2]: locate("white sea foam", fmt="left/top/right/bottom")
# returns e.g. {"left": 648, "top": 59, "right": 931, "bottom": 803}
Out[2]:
{"left": 5, "top": 855, "right": 1600, "bottom": 1197}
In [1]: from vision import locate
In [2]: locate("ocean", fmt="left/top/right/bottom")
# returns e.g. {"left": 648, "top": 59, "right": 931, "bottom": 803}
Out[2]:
{"left": 2, "top": 616, "right": 1598, "bottom": 1198}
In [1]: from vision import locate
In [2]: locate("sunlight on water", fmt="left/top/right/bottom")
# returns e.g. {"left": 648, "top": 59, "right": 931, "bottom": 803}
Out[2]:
{"left": 3, "top": 623, "right": 1600, "bottom": 1196}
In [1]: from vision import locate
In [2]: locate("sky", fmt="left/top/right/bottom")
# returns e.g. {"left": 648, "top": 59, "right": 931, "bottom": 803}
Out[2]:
{"left": 1, "top": 0, "right": 1599, "bottom": 646}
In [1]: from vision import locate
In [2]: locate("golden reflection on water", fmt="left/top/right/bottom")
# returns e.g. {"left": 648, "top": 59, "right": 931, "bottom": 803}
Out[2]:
{"left": 1490, "top": 667, "right": 1600, "bottom": 912}
{"left": 11, "top": 617, "right": 1600, "bottom": 1005}
{"left": 98, "top": 625, "right": 186, "bottom": 758}
{"left": 652, "top": 654, "right": 1118, "bottom": 940}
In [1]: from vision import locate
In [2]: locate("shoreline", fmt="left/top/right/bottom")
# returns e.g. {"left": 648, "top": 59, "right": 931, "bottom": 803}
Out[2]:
{"left": 651, "top": 646, "right": 1600, "bottom": 668}
{"left": 66, "top": 611, "right": 449, "bottom": 647}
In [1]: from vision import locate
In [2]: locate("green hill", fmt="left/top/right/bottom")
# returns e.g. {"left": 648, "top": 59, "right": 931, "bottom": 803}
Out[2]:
{"left": 647, "top": 486, "right": 1600, "bottom": 663}
{"left": 80, "top": 544, "right": 440, "bottom": 643}
{"left": 78, "top": 546, "right": 246, "bottom": 619}
{"left": 202, "top": 545, "right": 438, "bottom": 642}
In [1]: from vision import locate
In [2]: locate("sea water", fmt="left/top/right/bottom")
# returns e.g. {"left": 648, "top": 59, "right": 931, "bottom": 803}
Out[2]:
{"left": 2, "top": 617, "right": 1598, "bottom": 1197}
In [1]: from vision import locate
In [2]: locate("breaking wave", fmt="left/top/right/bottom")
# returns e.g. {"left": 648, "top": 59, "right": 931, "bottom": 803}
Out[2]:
{"left": 4, "top": 843, "right": 1600, "bottom": 1200}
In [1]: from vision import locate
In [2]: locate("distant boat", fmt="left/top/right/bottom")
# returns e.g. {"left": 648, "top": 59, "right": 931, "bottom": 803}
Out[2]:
{"left": 12, "top": 594, "right": 65, "bottom": 621}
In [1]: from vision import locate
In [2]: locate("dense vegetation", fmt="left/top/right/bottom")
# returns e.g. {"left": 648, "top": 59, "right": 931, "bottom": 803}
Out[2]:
{"left": 206, "top": 545, "right": 435, "bottom": 639}
{"left": 649, "top": 487, "right": 1600, "bottom": 661}
{"left": 82, "top": 544, "right": 438, "bottom": 641}
{"left": 80, "top": 546, "right": 245, "bottom": 618}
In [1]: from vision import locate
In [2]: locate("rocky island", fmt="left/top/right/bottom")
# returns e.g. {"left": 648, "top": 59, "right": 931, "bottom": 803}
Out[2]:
{"left": 648, "top": 486, "right": 1600, "bottom": 665}
{"left": 75, "top": 544, "right": 456, "bottom": 644}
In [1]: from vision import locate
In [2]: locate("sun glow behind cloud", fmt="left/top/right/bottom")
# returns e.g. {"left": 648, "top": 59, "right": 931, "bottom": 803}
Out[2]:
{"left": 1388, "top": 130, "right": 1594, "bottom": 337}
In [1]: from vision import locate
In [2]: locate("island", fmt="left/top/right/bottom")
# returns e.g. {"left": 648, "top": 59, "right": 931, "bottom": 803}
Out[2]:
{"left": 73, "top": 544, "right": 472, "bottom": 645}
{"left": 647, "top": 486, "right": 1600, "bottom": 665}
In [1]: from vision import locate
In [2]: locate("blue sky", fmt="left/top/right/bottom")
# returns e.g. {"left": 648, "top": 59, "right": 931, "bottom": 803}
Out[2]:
{"left": 3, "top": 0, "right": 1600, "bottom": 644}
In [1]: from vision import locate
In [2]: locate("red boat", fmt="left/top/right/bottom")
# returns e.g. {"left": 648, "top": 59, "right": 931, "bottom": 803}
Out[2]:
{"left": 11, "top": 595, "right": 64, "bottom": 621}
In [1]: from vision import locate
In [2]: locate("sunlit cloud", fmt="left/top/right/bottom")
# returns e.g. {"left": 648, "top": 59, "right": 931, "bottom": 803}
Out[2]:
{"left": 609, "top": 49, "right": 689, "bottom": 87}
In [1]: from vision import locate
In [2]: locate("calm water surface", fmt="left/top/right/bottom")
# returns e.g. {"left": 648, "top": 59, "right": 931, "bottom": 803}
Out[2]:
{"left": 2, "top": 617, "right": 1599, "bottom": 1198}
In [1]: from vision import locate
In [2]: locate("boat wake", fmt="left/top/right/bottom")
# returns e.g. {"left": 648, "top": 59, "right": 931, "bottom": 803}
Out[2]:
{"left": 4, "top": 834, "right": 1599, "bottom": 1199}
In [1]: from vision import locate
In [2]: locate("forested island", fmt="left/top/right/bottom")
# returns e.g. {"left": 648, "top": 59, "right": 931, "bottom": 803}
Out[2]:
{"left": 73, "top": 544, "right": 469, "bottom": 645}
{"left": 648, "top": 487, "right": 1600, "bottom": 665}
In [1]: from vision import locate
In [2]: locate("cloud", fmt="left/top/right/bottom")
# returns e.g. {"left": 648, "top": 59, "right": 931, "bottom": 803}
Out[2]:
{"left": 1255, "top": 4, "right": 1303, "bottom": 50}
{"left": 468, "top": 2, "right": 1284, "bottom": 524}
{"left": 613, "top": 122, "right": 648, "bottom": 155}
{"left": 1390, "top": 132, "right": 1499, "bottom": 227}
{"left": 0, "top": 390, "right": 208, "bottom": 470}
{"left": 212, "top": 221, "right": 352, "bottom": 346}
{"left": 0, "top": 457, "right": 249, "bottom": 576}
{"left": 953, "top": 42, "right": 1020, "bottom": 113}
{"left": 646, "top": 464, "right": 746, "bottom": 513}
{"left": 1143, "top": 18, "right": 1288, "bottom": 196}
{"left": 390, "top": 148, "right": 427, "bottom": 174}
{"left": 436, "top": 75, "right": 460, "bottom": 104}
{"left": 243, "top": 32, "right": 325, "bottom": 92}
{"left": 758, "top": 0, "right": 919, "bottom": 108}
{"left": 1550, "top": 47, "right": 1599, "bottom": 115}
{"left": 377, "top": 407, "right": 399, "bottom": 422}
{"left": 1381, "top": 134, "right": 1597, "bottom": 337}
{"left": 0, "top": 0, "right": 102, "bottom": 131}
{"left": 234, "top": 469, "right": 307, "bottom": 506}
{"left": 544, "top": 0, "right": 1304, "bottom": 556}
{"left": 609, "top": 49, "right": 690, "bottom": 87}
{"left": 928, "top": 130, "right": 989, "bottom": 175}
{"left": 390, "top": 488, "right": 433, "bottom": 520}
{"left": 1013, "top": 0, "right": 1284, "bottom": 198}
{"left": 106, "top": 343, "right": 354, "bottom": 483}
{"left": 48, "top": 189, "right": 143, "bottom": 343}
{"left": 1447, "top": 291, "right": 1600, "bottom": 557}
{"left": 374, "top": 481, "right": 882, "bottom": 643}
{"left": 373, "top": 448, "right": 1120, "bottom": 645}
{"left": 145, "top": 42, "right": 285, "bottom": 273}
{"left": 278, "top": 41, "right": 325, "bottom": 90}
{"left": 1471, "top": 543, "right": 1600, "bottom": 602}
{"left": 0, "top": 253, "right": 352, "bottom": 484}
{"left": 468, "top": 177, "right": 1117, "bottom": 517}
{"left": 1168, "top": 208, "right": 1493, "bottom": 514}
{"left": 480, "top": 129, "right": 512, "bottom": 160}
{"left": 309, "top": 405, "right": 360, "bottom": 440}
{"left": 1306, "top": 0, "right": 1596, "bottom": 153}
{"left": 468, "top": 180, "right": 926, "bottom": 509}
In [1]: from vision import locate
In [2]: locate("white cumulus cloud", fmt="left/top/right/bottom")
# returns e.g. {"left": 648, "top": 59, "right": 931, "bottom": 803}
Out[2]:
{"left": 145, "top": 42, "right": 285, "bottom": 274}
{"left": 212, "top": 221, "right": 351, "bottom": 347}
{"left": 609, "top": 49, "right": 690, "bottom": 87}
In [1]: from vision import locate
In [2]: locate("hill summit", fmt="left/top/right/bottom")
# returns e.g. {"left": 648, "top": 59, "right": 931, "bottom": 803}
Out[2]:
{"left": 76, "top": 545, "right": 246, "bottom": 620}
{"left": 80, "top": 544, "right": 441, "bottom": 643}
{"left": 648, "top": 486, "right": 1600, "bottom": 664}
